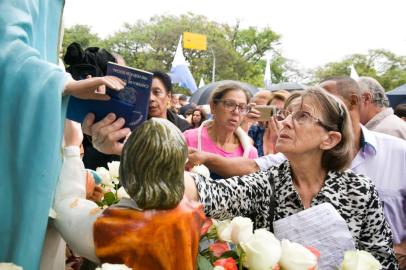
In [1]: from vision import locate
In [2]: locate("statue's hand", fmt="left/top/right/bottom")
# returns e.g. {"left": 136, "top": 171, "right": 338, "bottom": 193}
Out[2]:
{"left": 64, "top": 76, "right": 125, "bottom": 100}
{"left": 64, "top": 120, "right": 83, "bottom": 147}
{"left": 85, "top": 171, "right": 103, "bottom": 202}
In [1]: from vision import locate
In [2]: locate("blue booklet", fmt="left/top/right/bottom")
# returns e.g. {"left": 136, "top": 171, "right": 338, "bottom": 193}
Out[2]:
{"left": 66, "top": 62, "right": 152, "bottom": 130}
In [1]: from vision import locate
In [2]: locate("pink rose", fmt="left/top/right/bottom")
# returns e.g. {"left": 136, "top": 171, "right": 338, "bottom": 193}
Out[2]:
{"left": 201, "top": 218, "right": 213, "bottom": 236}
{"left": 209, "top": 241, "right": 230, "bottom": 257}
{"left": 213, "top": 258, "right": 238, "bottom": 270}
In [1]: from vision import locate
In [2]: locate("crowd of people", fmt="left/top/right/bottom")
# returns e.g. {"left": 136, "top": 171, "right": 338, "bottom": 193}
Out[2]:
{"left": 57, "top": 64, "right": 406, "bottom": 269}
{"left": 1, "top": 2, "right": 406, "bottom": 269}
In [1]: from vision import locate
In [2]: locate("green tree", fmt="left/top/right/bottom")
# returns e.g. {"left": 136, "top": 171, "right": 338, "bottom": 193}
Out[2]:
{"left": 102, "top": 13, "right": 287, "bottom": 91}
{"left": 62, "top": 25, "right": 102, "bottom": 54}
{"left": 313, "top": 49, "right": 406, "bottom": 90}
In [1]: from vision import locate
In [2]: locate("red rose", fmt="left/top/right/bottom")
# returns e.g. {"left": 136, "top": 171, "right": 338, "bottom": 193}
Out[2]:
{"left": 209, "top": 242, "right": 230, "bottom": 257}
{"left": 213, "top": 258, "right": 238, "bottom": 270}
{"left": 200, "top": 218, "right": 213, "bottom": 236}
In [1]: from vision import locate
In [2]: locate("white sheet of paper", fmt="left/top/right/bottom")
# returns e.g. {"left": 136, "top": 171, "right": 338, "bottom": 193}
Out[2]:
{"left": 273, "top": 203, "right": 355, "bottom": 270}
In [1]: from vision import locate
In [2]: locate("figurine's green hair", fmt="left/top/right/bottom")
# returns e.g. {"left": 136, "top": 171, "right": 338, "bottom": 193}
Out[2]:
{"left": 120, "top": 118, "right": 187, "bottom": 209}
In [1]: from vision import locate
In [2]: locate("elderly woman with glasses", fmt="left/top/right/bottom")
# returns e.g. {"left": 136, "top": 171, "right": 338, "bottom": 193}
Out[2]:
{"left": 183, "top": 81, "right": 258, "bottom": 179}
{"left": 185, "top": 86, "right": 398, "bottom": 269}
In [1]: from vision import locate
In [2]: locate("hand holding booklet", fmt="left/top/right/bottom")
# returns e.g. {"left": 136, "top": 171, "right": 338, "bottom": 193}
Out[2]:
{"left": 66, "top": 62, "right": 152, "bottom": 130}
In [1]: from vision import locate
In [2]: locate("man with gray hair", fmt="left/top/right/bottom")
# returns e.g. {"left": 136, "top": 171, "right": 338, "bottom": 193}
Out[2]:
{"left": 358, "top": 76, "right": 406, "bottom": 140}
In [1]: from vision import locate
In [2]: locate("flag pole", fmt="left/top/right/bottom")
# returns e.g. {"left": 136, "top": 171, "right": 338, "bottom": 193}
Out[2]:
{"left": 211, "top": 48, "right": 216, "bottom": 83}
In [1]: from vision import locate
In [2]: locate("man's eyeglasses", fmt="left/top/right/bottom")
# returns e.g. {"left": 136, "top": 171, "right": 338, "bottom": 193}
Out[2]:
{"left": 276, "top": 109, "right": 334, "bottom": 131}
{"left": 214, "top": 99, "right": 251, "bottom": 115}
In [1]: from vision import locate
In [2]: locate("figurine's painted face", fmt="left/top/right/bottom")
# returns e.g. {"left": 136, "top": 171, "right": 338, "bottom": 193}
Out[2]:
{"left": 149, "top": 78, "right": 171, "bottom": 119}
{"left": 120, "top": 118, "right": 187, "bottom": 210}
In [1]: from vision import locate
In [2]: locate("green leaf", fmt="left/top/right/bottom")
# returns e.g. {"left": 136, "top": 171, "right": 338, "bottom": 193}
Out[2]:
{"left": 220, "top": 250, "right": 239, "bottom": 260}
{"left": 102, "top": 192, "right": 117, "bottom": 206}
{"left": 197, "top": 254, "right": 213, "bottom": 270}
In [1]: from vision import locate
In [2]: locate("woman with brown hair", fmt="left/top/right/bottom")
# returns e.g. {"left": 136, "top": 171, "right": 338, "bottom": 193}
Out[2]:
{"left": 190, "top": 107, "right": 207, "bottom": 128}
{"left": 185, "top": 86, "right": 397, "bottom": 268}
{"left": 183, "top": 81, "right": 258, "bottom": 179}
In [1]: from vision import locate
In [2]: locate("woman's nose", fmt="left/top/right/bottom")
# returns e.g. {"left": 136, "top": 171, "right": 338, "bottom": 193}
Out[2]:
{"left": 280, "top": 114, "right": 293, "bottom": 128}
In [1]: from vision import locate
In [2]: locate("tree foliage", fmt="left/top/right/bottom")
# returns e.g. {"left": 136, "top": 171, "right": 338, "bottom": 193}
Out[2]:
{"left": 62, "top": 25, "right": 102, "bottom": 54}
{"left": 313, "top": 49, "right": 406, "bottom": 90}
{"left": 62, "top": 19, "right": 406, "bottom": 92}
{"left": 63, "top": 14, "right": 291, "bottom": 92}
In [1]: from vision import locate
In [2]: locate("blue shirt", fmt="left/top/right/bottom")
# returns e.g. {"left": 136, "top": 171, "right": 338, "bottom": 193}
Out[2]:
{"left": 248, "top": 124, "right": 266, "bottom": 157}
{"left": 352, "top": 126, "right": 406, "bottom": 244}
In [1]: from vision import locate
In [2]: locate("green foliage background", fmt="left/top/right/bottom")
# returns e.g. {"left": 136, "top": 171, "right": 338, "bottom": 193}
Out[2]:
{"left": 63, "top": 14, "right": 406, "bottom": 93}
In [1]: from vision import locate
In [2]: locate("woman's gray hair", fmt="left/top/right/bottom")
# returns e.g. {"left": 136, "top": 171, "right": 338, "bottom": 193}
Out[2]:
{"left": 209, "top": 81, "right": 252, "bottom": 104}
{"left": 284, "top": 86, "right": 354, "bottom": 171}
{"left": 119, "top": 118, "right": 187, "bottom": 209}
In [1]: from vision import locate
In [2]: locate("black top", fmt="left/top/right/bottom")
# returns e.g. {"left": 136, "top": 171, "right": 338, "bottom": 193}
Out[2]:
{"left": 83, "top": 110, "right": 190, "bottom": 169}
{"left": 166, "top": 110, "right": 191, "bottom": 132}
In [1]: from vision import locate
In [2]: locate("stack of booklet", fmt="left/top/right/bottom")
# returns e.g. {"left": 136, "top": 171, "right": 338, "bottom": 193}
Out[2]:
{"left": 67, "top": 62, "right": 153, "bottom": 130}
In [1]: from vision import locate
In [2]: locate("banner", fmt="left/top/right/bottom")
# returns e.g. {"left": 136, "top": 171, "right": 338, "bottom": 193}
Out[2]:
{"left": 183, "top": 32, "right": 207, "bottom": 51}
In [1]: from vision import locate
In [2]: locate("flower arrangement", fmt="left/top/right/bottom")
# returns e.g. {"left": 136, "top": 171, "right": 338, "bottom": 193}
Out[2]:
{"left": 198, "top": 217, "right": 318, "bottom": 270}
{"left": 95, "top": 161, "right": 129, "bottom": 207}
{"left": 93, "top": 163, "right": 382, "bottom": 270}
{"left": 198, "top": 217, "right": 382, "bottom": 270}
{"left": 340, "top": 250, "right": 382, "bottom": 270}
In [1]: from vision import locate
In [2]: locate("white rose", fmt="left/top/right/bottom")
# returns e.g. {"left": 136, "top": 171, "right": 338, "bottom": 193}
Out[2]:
{"left": 191, "top": 164, "right": 210, "bottom": 178}
{"left": 230, "top": 216, "right": 254, "bottom": 244}
{"left": 213, "top": 266, "right": 225, "bottom": 270}
{"left": 95, "top": 263, "right": 131, "bottom": 270}
{"left": 340, "top": 250, "right": 381, "bottom": 270}
{"left": 107, "top": 161, "right": 120, "bottom": 179}
{"left": 279, "top": 239, "right": 318, "bottom": 270}
{"left": 0, "top": 263, "right": 23, "bottom": 270}
{"left": 214, "top": 219, "right": 232, "bottom": 242}
{"left": 96, "top": 167, "right": 113, "bottom": 186}
{"left": 240, "top": 229, "right": 281, "bottom": 270}
{"left": 117, "top": 186, "right": 130, "bottom": 199}
{"left": 214, "top": 217, "right": 254, "bottom": 244}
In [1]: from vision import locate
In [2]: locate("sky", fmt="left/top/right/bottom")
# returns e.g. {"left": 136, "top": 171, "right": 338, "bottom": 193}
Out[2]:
{"left": 64, "top": 0, "right": 406, "bottom": 70}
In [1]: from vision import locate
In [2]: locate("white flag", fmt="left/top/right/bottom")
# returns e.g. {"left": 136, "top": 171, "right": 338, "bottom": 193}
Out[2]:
{"left": 350, "top": 65, "right": 359, "bottom": 80}
{"left": 198, "top": 77, "right": 205, "bottom": 88}
{"left": 169, "top": 35, "right": 198, "bottom": 93}
{"left": 264, "top": 57, "right": 272, "bottom": 89}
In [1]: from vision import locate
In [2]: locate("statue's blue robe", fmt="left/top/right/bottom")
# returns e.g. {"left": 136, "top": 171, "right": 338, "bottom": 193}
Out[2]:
{"left": 0, "top": 0, "right": 68, "bottom": 269}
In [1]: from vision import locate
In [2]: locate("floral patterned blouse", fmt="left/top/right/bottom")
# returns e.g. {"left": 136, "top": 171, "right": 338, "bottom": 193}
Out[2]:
{"left": 192, "top": 161, "right": 398, "bottom": 269}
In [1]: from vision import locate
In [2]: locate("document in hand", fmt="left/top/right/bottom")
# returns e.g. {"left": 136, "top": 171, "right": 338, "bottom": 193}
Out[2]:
{"left": 66, "top": 62, "right": 153, "bottom": 130}
{"left": 273, "top": 203, "right": 355, "bottom": 270}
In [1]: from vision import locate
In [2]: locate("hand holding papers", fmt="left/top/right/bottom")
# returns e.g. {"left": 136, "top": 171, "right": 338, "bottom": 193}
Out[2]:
{"left": 273, "top": 203, "right": 355, "bottom": 270}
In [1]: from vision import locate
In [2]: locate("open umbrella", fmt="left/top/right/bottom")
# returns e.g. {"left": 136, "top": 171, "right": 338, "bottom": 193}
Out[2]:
{"left": 267, "top": 82, "right": 305, "bottom": 92}
{"left": 190, "top": 80, "right": 260, "bottom": 105}
{"left": 387, "top": 83, "right": 406, "bottom": 109}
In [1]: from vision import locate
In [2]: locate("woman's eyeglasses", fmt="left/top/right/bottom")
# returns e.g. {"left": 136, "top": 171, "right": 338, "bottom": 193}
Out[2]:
{"left": 276, "top": 109, "right": 334, "bottom": 131}
{"left": 214, "top": 99, "right": 251, "bottom": 115}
